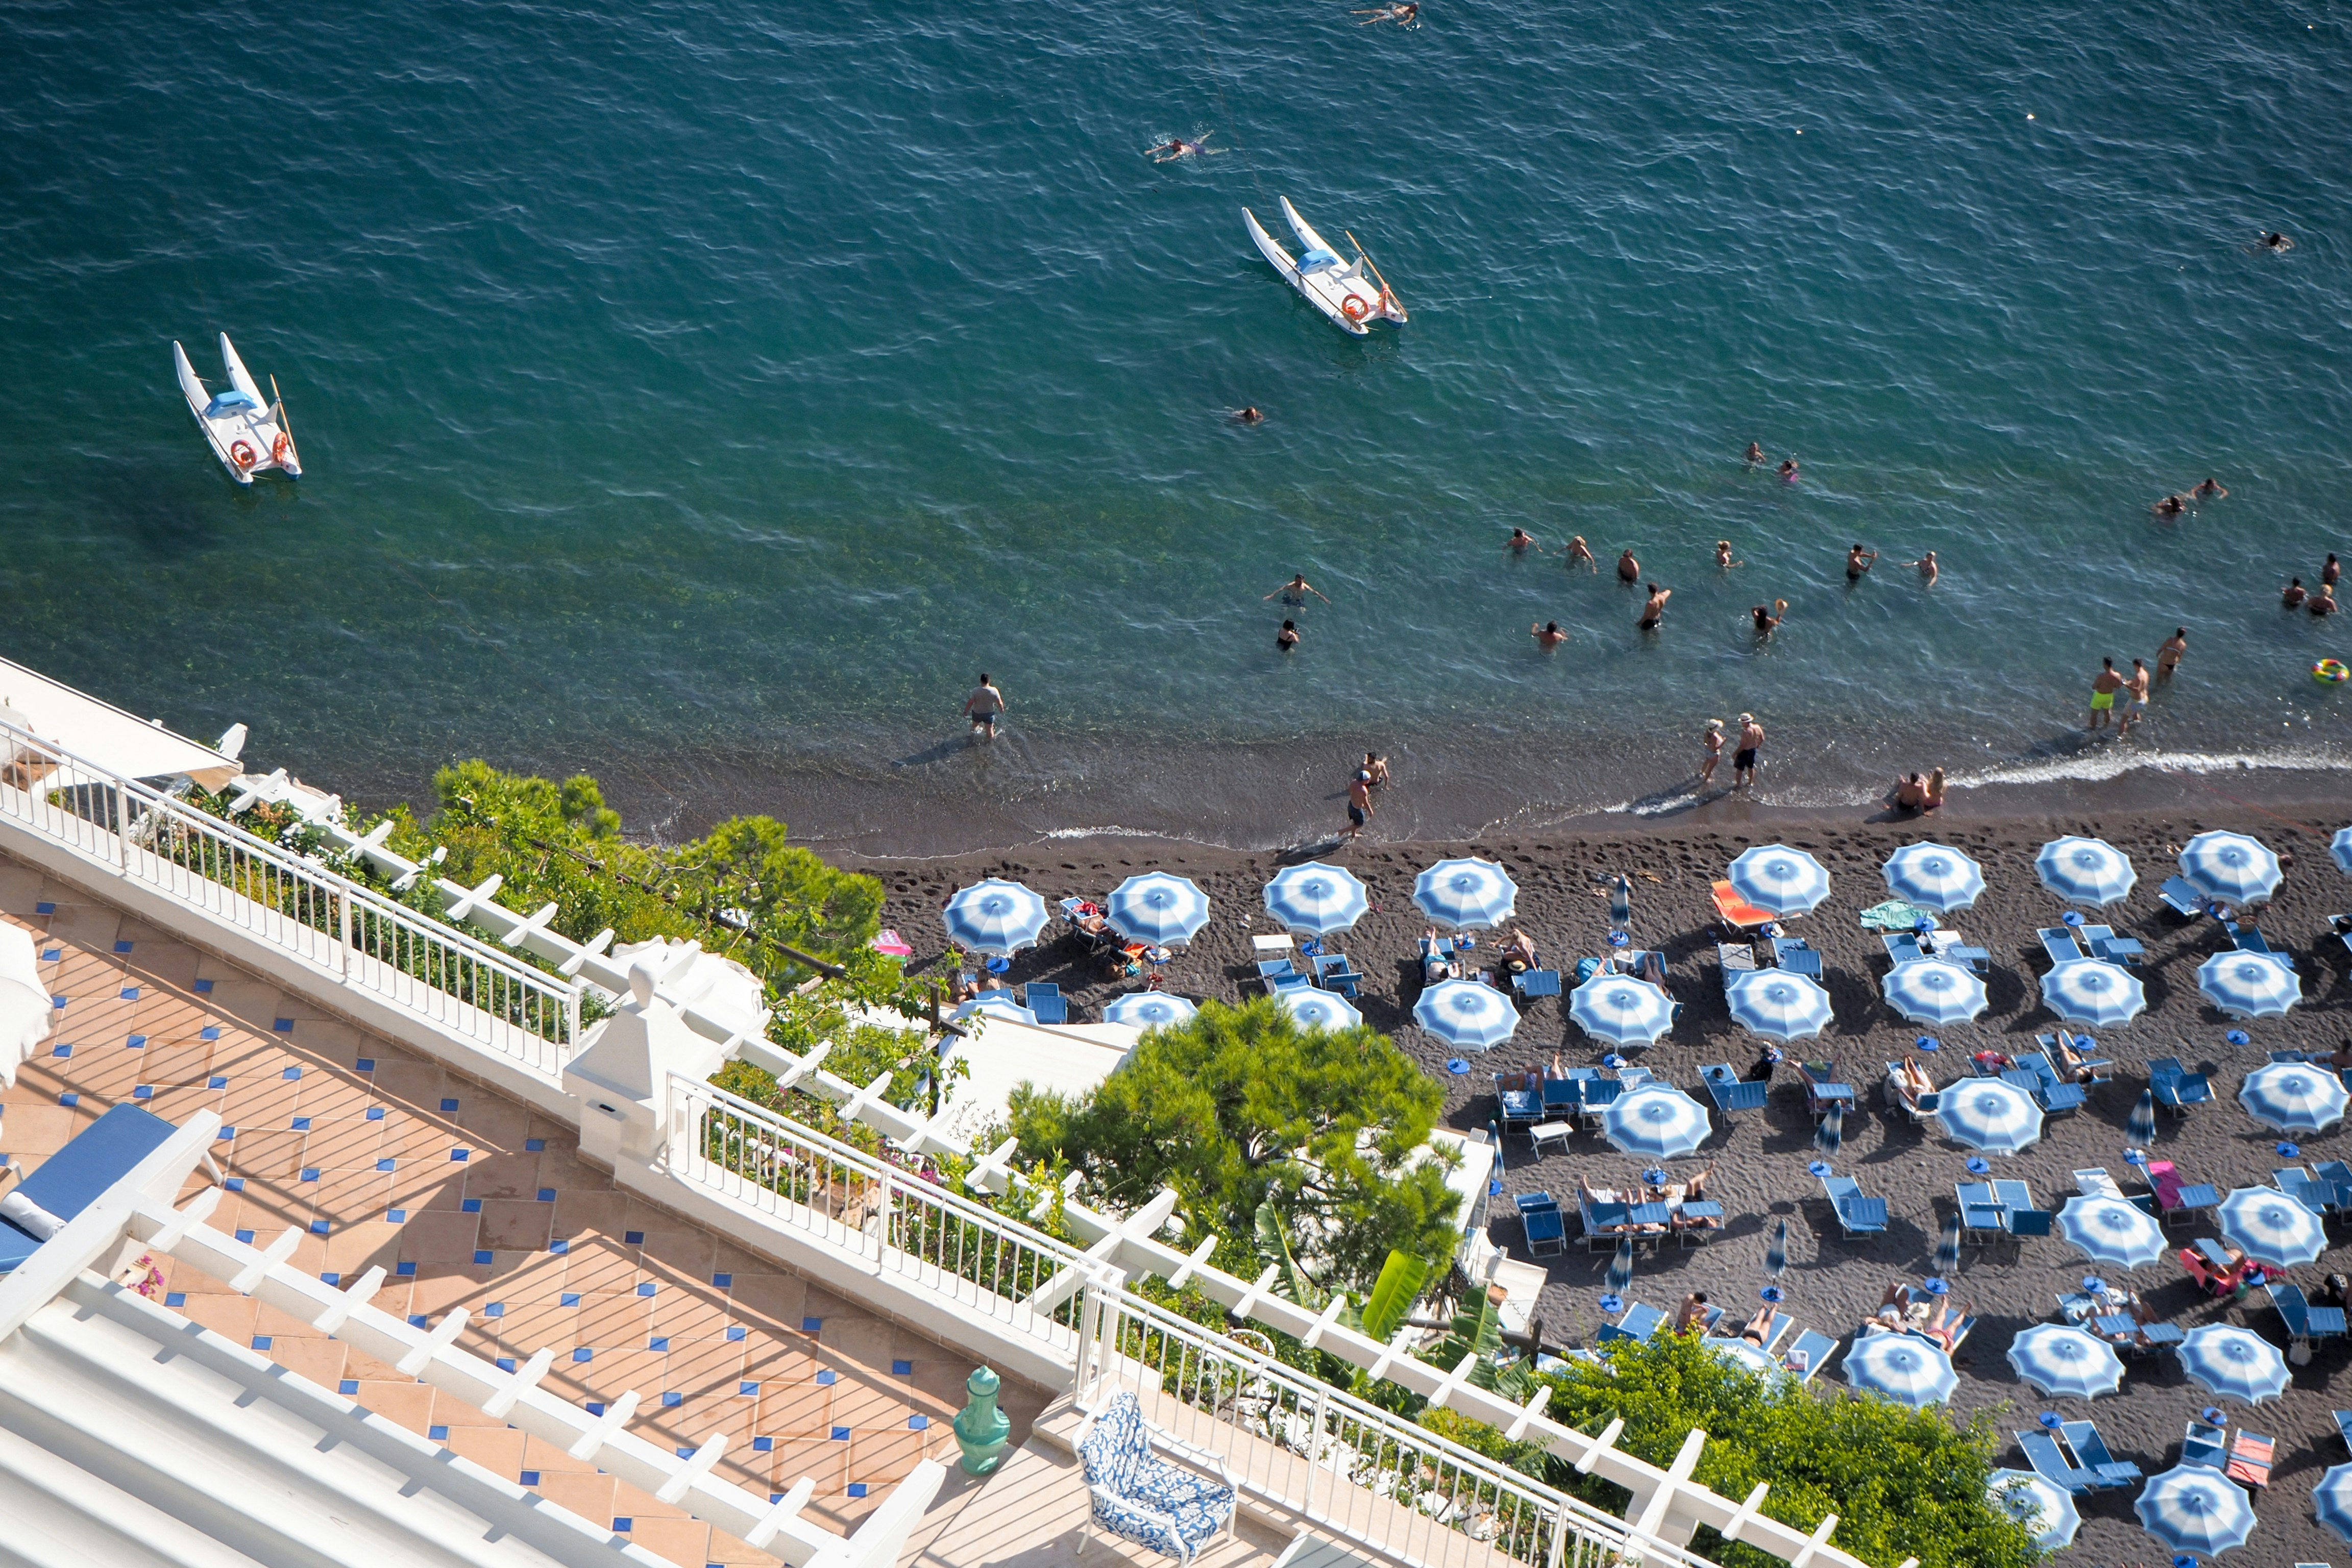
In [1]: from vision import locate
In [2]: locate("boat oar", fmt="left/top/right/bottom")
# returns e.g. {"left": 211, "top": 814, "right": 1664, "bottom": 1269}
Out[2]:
{"left": 1344, "top": 228, "right": 1400, "bottom": 305}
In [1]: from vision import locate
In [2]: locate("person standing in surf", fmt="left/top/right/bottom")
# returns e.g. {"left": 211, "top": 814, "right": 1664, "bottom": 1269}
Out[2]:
{"left": 964, "top": 674, "right": 1006, "bottom": 740}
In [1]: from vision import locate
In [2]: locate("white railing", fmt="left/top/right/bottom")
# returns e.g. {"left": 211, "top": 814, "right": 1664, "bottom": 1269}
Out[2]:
{"left": 0, "top": 717, "right": 580, "bottom": 1077}
{"left": 668, "top": 1075, "right": 1104, "bottom": 1349}
{"left": 1079, "top": 1286, "right": 1725, "bottom": 1568}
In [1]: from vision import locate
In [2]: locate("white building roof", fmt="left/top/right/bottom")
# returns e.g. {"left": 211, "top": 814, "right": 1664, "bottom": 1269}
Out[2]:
{"left": 0, "top": 654, "right": 242, "bottom": 789}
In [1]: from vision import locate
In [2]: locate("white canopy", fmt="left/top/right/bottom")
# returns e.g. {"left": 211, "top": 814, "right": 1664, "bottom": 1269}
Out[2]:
{"left": 931, "top": 1018, "right": 1141, "bottom": 1148}
{"left": 0, "top": 655, "right": 242, "bottom": 790}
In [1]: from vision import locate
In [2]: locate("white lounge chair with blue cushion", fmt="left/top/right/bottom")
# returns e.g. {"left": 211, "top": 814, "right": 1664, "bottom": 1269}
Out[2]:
{"left": 1075, "top": 1390, "right": 1237, "bottom": 1563}
{"left": 0, "top": 1103, "right": 181, "bottom": 1271}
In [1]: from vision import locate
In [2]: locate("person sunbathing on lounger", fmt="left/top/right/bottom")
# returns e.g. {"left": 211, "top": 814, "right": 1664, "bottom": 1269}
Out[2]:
{"left": 1420, "top": 930, "right": 1462, "bottom": 985}
{"left": 1917, "top": 1300, "right": 1971, "bottom": 1351}
{"left": 1895, "top": 1059, "right": 1937, "bottom": 1104}
{"left": 1499, "top": 927, "right": 1539, "bottom": 976}
{"left": 1735, "top": 1305, "right": 1780, "bottom": 1346}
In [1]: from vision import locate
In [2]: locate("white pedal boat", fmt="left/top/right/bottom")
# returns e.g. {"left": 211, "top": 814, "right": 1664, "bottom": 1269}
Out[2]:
{"left": 174, "top": 334, "right": 300, "bottom": 484}
{"left": 1242, "top": 196, "right": 1406, "bottom": 338}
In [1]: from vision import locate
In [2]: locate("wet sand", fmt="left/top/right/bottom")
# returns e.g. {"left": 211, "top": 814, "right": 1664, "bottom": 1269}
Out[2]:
{"left": 853, "top": 793, "right": 2352, "bottom": 1565}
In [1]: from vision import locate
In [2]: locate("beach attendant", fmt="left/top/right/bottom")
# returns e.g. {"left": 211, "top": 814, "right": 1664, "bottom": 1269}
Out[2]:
{"left": 963, "top": 673, "right": 1006, "bottom": 739}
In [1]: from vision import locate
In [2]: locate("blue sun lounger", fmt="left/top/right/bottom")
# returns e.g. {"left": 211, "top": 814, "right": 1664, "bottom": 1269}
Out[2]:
{"left": 0, "top": 1104, "right": 181, "bottom": 1272}
{"left": 2016, "top": 1431, "right": 2096, "bottom": 1494}
{"left": 2158, "top": 876, "right": 2209, "bottom": 919}
{"left": 2059, "top": 1420, "right": 2142, "bottom": 1488}
{"left": 1817, "top": 1172, "right": 1888, "bottom": 1238}
{"left": 1700, "top": 1063, "right": 1768, "bottom": 1114}
{"left": 1781, "top": 1328, "right": 1836, "bottom": 1382}
{"left": 1598, "top": 1302, "right": 1668, "bottom": 1343}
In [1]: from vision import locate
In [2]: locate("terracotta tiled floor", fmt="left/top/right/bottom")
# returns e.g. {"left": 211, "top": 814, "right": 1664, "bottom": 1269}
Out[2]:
{"left": 0, "top": 853, "right": 1049, "bottom": 1566}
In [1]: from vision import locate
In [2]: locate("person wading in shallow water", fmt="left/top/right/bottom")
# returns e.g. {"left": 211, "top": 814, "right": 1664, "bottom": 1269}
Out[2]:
{"left": 963, "top": 673, "right": 1006, "bottom": 739}
{"left": 1733, "top": 713, "right": 1765, "bottom": 790}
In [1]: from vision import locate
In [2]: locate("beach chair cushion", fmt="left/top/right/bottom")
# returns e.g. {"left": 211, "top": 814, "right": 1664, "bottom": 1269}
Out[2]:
{"left": 2226, "top": 1430, "right": 2274, "bottom": 1489}
{"left": 1, "top": 1104, "right": 177, "bottom": 1272}
{"left": 1711, "top": 881, "right": 1775, "bottom": 929}
{"left": 1077, "top": 1392, "right": 1234, "bottom": 1562}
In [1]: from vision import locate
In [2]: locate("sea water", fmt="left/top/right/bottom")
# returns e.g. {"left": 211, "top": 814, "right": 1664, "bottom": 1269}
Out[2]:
{"left": 1, "top": 0, "right": 2346, "bottom": 851}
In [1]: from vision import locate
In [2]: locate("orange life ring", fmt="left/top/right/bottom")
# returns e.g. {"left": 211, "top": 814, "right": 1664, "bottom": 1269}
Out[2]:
{"left": 230, "top": 440, "right": 257, "bottom": 469}
{"left": 272, "top": 431, "right": 289, "bottom": 463}
{"left": 1341, "top": 295, "right": 1371, "bottom": 323}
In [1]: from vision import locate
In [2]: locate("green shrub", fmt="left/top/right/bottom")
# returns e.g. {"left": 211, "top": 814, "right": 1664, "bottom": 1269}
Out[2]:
{"left": 1529, "top": 1334, "right": 2039, "bottom": 1568}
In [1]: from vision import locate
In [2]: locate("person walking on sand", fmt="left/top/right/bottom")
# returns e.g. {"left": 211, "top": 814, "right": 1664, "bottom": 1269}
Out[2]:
{"left": 964, "top": 673, "right": 1007, "bottom": 739}
{"left": 2088, "top": 656, "right": 2125, "bottom": 730}
{"left": 1733, "top": 713, "right": 1764, "bottom": 790}
{"left": 1900, "top": 550, "right": 1939, "bottom": 586}
{"left": 1344, "top": 769, "right": 1374, "bottom": 839}
{"left": 1700, "top": 718, "right": 1725, "bottom": 784}
{"left": 1616, "top": 548, "right": 1641, "bottom": 583}
{"left": 1565, "top": 535, "right": 1597, "bottom": 572}
{"left": 1638, "top": 582, "right": 1672, "bottom": 630}
{"left": 1845, "top": 543, "right": 1877, "bottom": 582}
{"left": 1266, "top": 573, "right": 1330, "bottom": 606}
{"left": 2118, "top": 657, "right": 2152, "bottom": 737}
{"left": 2157, "top": 627, "right": 2188, "bottom": 681}
{"left": 1532, "top": 619, "right": 1567, "bottom": 650}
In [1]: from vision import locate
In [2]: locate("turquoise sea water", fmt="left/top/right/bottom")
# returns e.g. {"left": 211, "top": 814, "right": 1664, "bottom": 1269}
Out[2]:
{"left": 2, "top": 1, "right": 2347, "bottom": 850}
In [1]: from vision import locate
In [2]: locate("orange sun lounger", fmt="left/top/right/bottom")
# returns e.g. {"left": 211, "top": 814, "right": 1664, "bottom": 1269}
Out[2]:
{"left": 1711, "top": 880, "right": 1776, "bottom": 932}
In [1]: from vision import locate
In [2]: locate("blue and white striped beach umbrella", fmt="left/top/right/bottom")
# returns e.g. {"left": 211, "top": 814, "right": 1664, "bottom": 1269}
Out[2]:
{"left": 1724, "top": 969, "right": 1834, "bottom": 1042}
{"left": 1934, "top": 1211, "right": 1962, "bottom": 1278}
{"left": 1105, "top": 873, "right": 1210, "bottom": 946}
{"left": 1414, "top": 978, "right": 1520, "bottom": 1051}
{"left": 1935, "top": 1077, "right": 2044, "bottom": 1156}
{"left": 2007, "top": 1322, "right": 2125, "bottom": 1400}
{"left": 2126, "top": 1088, "right": 2158, "bottom": 1153}
{"left": 1881, "top": 959, "right": 1988, "bottom": 1026}
{"left": 1765, "top": 1217, "right": 1788, "bottom": 1279}
{"left": 1711, "top": 1337, "right": 1780, "bottom": 1378}
{"left": 2056, "top": 1194, "right": 2167, "bottom": 1269}
{"left": 2040, "top": 960, "right": 2146, "bottom": 1028}
{"left": 2314, "top": 1462, "right": 2352, "bottom": 1544}
{"left": 2133, "top": 1465, "right": 2256, "bottom": 1557}
{"left": 952, "top": 991, "right": 1039, "bottom": 1026}
{"left": 1814, "top": 1099, "right": 1844, "bottom": 1158}
{"left": 1281, "top": 989, "right": 1362, "bottom": 1032}
{"left": 2217, "top": 1184, "right": 2328, "bottom": 1267}
{"left": 1102, "top": 992, "right": 1198, "bottom": 1028}
{"left": 2334, "top": 825, "right": 2352, "bottom": 876}
{"left": 1842, "top": 1333, "right": 1957, "bottom": 1407}
{"left": 1727, "top": 844, "right": 1832, "bottom": 917}
{"left": 1987, "top": 1468, "right": 2080, "bottom": 1551}
{"left": 1413, "top": 857, "right": 1518, "bottom": 930}
{"left": 2239, "top": 1061, "right": 2346, "bottom": 1133}
{"left": 1261, "top": 862, "right": 1369, "bottom": 936}
{"left": 1882, "top": 843, "right": 1987, "bottom": 912}
{"left": 1603, "top": 1086, "right": 1712, "bottom": 1160}
{"left": 2177, "top": 1324, "right": 2290, "bottom": 1406}
{"left": 1605, "top": 1237, "right": 1635, "bottom": 1297}
{"left": 943, "top": 878, "right": 1051, "bottom": 955}
{"left": 1569, "top": 973, "right": 1676, "bottom": 1046}
{"left": 2200, "top": 951, "right": 2301, "bottom": 1021}
{"left": 2036, "top": 837, "right": 2137, "bottom": 907}
{"left": 2179, "top": 830, "right": 2283, "bottom": 906}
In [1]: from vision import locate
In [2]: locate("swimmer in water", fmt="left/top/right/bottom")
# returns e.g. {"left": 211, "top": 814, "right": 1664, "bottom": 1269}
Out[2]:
{"left": 1616, "top": 548, "right": 1640, "bottom": 583}
{"left": 1744, "top": 442, "right": 1765, "bottom": 465}
{"left": 1508, "top": 527, "right": 1541, "bottom": 554}
{"left": 1277, "top": 619, "right": 1301, "bottom": 650}
{"left": 1845, "top": 543, "right": 1877, "bottom": 582}
{"left": 1900, "top": 549, "right": 1939, "bottom": 586}
{"left": 1752, "top": 599, "right": 1787, "bottom": 635}
{"left": 1264, "top": 573, "right": 1331, "bottom": 606}
{"left": 1352, "top": 2, "right": 1418, "bottom": 24}
{"left": 1148, "top": 133, "right": 1215, "bottom": 163}
{"left": 1778, "top": 458, "right": 1800, "bottom": 482}
{"left": 1638, "top": 582, "right": 1671, "bottom": 630}
{"left": 2260, "top": 231, "right": 2293, "bottom": 252}
{"left": 1564, "top": 535, "right": 1597, "bottom": 573}
{"left": 2152, "top": 493, "right": 2187, "bottom": 518}
{"left": 1716, "top": 540, "right": 1739, "bottom": 569}
{"left": 1532, "top": 619, "right": 1567, "bottom": 650}
{"left": 1233, "top": 406, "right": 1264, "bottom": 424}
{"left": 2193, "top": 476, "right": 2227, "bottom": 498}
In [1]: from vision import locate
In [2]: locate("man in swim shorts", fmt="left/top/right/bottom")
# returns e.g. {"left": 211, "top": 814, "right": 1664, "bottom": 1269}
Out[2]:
{"left": 1345, "top": 770, "right": 1374, "bottom": 839}
{"left": 2088, "top": 657, "right": 2124, "bottom": 730}
{"left": 1266, "top": 573, "right": 1330, "bottom": 606}
{"left": 1638, "top": 582, "right": 1671, "bottom": 630}
{"left": 1532, "top": 620, "right": 1567, "bottom": 649}
{"left": 2284, "top": 578, "right": 2308, "bottom": 609}
{"left": 1845, "top": 543, "right": 1877, "bottom": 581}
{"left": 2118, "top": 658, "right": 2151, "bottom": 737}
{"left": 1733, "top": 713, "right": 1764, "bottom": 790}
{"left": 964, "top": 674, "right": 1006, "bottom": 739}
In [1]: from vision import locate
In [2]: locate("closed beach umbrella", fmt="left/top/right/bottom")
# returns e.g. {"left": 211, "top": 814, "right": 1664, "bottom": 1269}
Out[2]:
{"left": 1934, "top": 1211, "right": 1963, "bottom": 1278}
{"left": 2239, "top": 1060, "right": 2347, "bottom": 1132}
{"left": 2313, "top": 1462, "right": 2352, "bottom": 1544}
{"left": 2199, "top": 951, "right": 2301, "bottom": 1021}
{"left": 1881, "top": 959, "right": 1988, "bottom": 1027}
{"left": 1842, "top": 1333, "right": 1957, "bottom": 1407}
{"left": 2333, "top": 825, "right": 2352, "bottom": 876}
{"left": 1882, "top": 843, "right": 1986, "bottom": 912}
{"left": 1414, "top": 978, "right": 1520, "bottom": 1051}
{"left": 943, "top": 878, "right": 1051, "bottom": 955}
{"left": 2133, "top": 1465, "right": 2256, "bottom": 1557}
{"left": 2217, "top": 1184, "right": 2328, "bottom": 1267}
{"left": 2040, "top": 960, "right": 2146, "bottom": 1028}
{"left": 1987, "top": 1468, "right": 2080, "bottom": 1551}
{"left": 1569, "top": 973, "right": 1676, "bottom": 1046}
{"left": 2056, "top": 1194, "right": 2167, "bottom": 1269}
{"left": 1727, "top": 844, "right": 1832, "bottom": 917}
{"left": 1936, "top": 1077, "right": 2044, "bottom": 1155}
{"left": 1413, "top": 857, "right": 1518, "bottom": 930}
{"left": 1262, "top": 862, "right": 1369, "bottom": 936}
{"left": 1813, "top": 1099, "right": 1844, "bottom": 1158}
{"left": 2179, "top": 830, "right": 2282, "bottom": 905}
{"left": 952, "top": 992, "right": 1038, "bottom": 1026}
{"left": 1604, "top": 1237, "right": 1634, "bottom": 1297}
{"left": 1102, "top": 992, "right": 1197, "bottom": 1028}
{"left": 1105, "top": 873, "right": 1210, "bottom": 946}
{"left": 1765, "top": 1217, "right": 1788, "bottom": 1279}
{"left": 2035, "top": 837, "right": 2136, "bottom": 906}
{"left": 2177, "top": 1324, "right": 2290, "bottom": 1405}
{"left": 2126, "top": 1088, "right": 2158, "bottom": 1152}
{"left": 2007, "top": 1323, "right": 2125, "bottom": 1400}
{"left": 1603, "top": 1086, "right": 1712, "bottom": 1160}
{"left": 1711, "top": 1337, "right": 1779, "bottom": 1377}
{"left": 1281, "top": 989, "right": 1362, "bottom": 1032}
{"left": 1724, "top": 969, "right": 1834, "bottom": 1042}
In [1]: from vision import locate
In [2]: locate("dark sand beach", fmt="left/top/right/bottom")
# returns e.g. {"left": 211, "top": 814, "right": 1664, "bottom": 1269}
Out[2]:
{"left": 856, "top": 791, "right": 2352, "bottom": 1565}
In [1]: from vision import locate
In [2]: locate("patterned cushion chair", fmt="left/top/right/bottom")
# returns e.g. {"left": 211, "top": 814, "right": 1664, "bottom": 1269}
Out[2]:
{"left": 1074, "top": 1390, "right": 1238, "bottom": 1563}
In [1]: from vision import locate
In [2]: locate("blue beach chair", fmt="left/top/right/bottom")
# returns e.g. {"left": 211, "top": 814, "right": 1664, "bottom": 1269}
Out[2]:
{"left": 2060, "top": 1420, "right": 2142, "bottom": 1488}
{"left": 1700, "top": 1063, "right": 1768, "bottom": 1114}
{"left": 2016, "top": 1431, "right": 2096, "bottom": 1494}
{"left": 0, "top": 1104, "right": 181, "bottom": 1272}
{"left": 1022, "top": 981, "right": 1068, "bottom": 1024}
{"left": 1817, "top": 1172, "right": 1888, "bottom": 1238}
{"left": 1598, "top": 1302, "right": 1667, "bottom": 1343}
